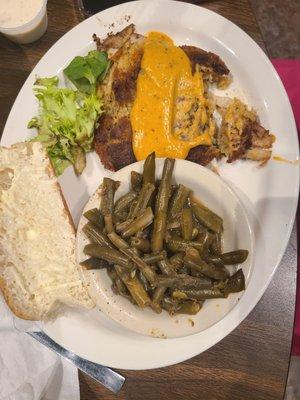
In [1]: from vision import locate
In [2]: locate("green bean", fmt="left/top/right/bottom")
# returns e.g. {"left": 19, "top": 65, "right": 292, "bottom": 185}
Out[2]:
{"left": 184, "top": 248, "right": 229, "bottom": 280}
{"left": 192, "top": 200, "right": 223, "bottom": 234}
{"left": 151, "top": 286, "right": 166, "bottom": 313}
{"left": 84, "top": 244, "right": 131, "bottom": 268}
{"left": 112, "top": 276, "right": 135, "bottom": 304}
{"left": 175, "top": 301, "right": 202, "bottom": 315}
{"left": 131, "top": 237, "right": 151, "bottom": 253}
{"left": 138, "top": 270, "right": 151, "bottom": 292}
{"left": 172, "top": 288, "right": 225, "bottom": 300}
{"left": 101, "top": 177, "right": 118, "bottom": 215}
{"left": 203, "top": 254, "right": 225, "bottom": 267}
{"left": 83, "top": 208, "right": 104, "bottom": 230}
{"left": 191, "top": 228, "right": 199, "bottom": 240}
{"left": 195, "top": 229, "right": 214, "bottom": 254}
{"left": 142, "top": 251, "right": 166, "bottom": 264}
{"left": 80, "top": 257, "right": 109, "bottom": 270}
{"left": 82, "top": 222, "right": 114, "bottom": 249}
{"left": 161, "top": 297, "right": 202, "bottom": 315}
{"left": 157, "top": 259, "right": 174, "bottom": 275}
{"left": 142, "top": 152, "right": 156, "bottom": 185}
{"left": 104, "top": 214, "right": 114, "bottom": 234}
{"left": 101, "top": 178, "right": 118, "bottom": 233}
{"left": 131, "top": 171, "right": 143, "bottom": 192}
{"left": 128, "top": 183, "right": 155, "bottom": 220}
{"left": 168, "top": 184, "right": 191, "bottom": 220}
{"left": 107, "top": 267, "right": 117, "bottom": 281}
{"left": 221, "top": 250, "right": 249, "bottom": 265}
{"left": 181, "top": 208, "right": 193, "bottom": 241}
{"left": 211, "top": 233, "right": 222, "bottom": 254}
{"left": 115, "top": 265, "right": 151, "bottom": 308}
{"left": 221, "top": 269, "right": 245, "bottom": 296}
{"left": 122, "top": 207, "right": 154, "bottom": 238}
{"left": 167, "top": 236, "right": 205, "bottom": 253}
{"left": 157, "top": 274, "right": 212, "bottom": 289}
{"left": 114, "top": 191, "right": 137, "bottom": 215}
{"left": 151, "top": 158, "right": 175, "bottom": 253}
{"left": 108, "top": 232, "right": 157, "bottom": 286}
{"left": 169, "top": 253, "right": 184, "bottom": 270}
{"left": 167, "top": 220, "right": 181, "bottom": 230}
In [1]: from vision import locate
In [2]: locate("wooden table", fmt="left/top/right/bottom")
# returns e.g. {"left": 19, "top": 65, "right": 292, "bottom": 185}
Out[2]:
{"left": 0, "top": 1, "right": 296, "bottom": 399}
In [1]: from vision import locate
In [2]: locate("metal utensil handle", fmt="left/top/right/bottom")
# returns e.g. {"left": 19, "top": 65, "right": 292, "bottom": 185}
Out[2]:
{"left": 27, "top": 331, "right": 125, "bottom": 393}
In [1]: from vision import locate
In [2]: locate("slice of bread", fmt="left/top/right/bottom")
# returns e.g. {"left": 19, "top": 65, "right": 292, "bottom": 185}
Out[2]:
{"left": 0, "top": 142, "right": 94, "bottom": 320}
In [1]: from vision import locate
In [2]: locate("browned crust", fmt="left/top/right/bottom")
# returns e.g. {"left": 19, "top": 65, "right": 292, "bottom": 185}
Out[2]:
{"left": 181, "top": 45, "right": 230, "bottom": 76}
{"left": 94, "top": 115, "right": 135, "bottom": 171}
{"left": 187, "top": 145, "right": 220, "bottom": 166}
{"left": 93, "top": 24, "right": 135, "bottom": 52}
{"left": 112, "top": 58, "right": 142, "bottom": 104}
{"left": 227, "top": 121, "right": 275, "bottom": 163}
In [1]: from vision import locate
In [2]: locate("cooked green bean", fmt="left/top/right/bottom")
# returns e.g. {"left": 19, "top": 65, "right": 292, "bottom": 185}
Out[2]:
{"left": 80, "top": 257, "right": 109, "bottom": 270}
{"left": 138, "top": 270, "right": 151, "bottom": 292}
{"left": 203, "top": 254, "right": 225, "bottom": 267}
{"left": 101, "top": 177, "right": 118, "bottom": 233}
{"left": 107, "top": 267, "right": 117, "bottom": 281}
{"left": 151, "top": 158, "right": 175, "bottom": 253}
{"left": 192, "top": 200, "right": 223, "bottom": 234}
{"left": 115, "top": 265, "right": 151, "bottom": 308}
{"left": 122, "top": 207, "right": 154, "bottom": 238}
{"left": 174, "top": 300, "right": 202, "bottom": 315}
{"left": 169, "top": 253, "right": 184, "bottom": 269}
{"left": 167, "top": 220, "right": 181, "bottom": 230}
{"left": 84, "top": 244, "right": 131, "bottom": 268}
{"left": 221, "top": 250, "right": 249, "bottom": 265}
{"left": 131, "top": 237, "right": 151, "bottom": 253}
{"left": 211, "top": 232, "right": 222, "bottom": 254}
{"left": 221, "top": 269, "right": 245, "bottom": 296}
{"left": 167, "top": 236, "right": 205, "bottom": 253}
{"left": 184, "top": 248, "right": 229, "bottom": 280}
{"left": 131, "top": 171, "right": 143, "bottom": 192}
{"left": 181, "top": 208, "right": 193, "bottom": 241}
{"left": 108, "top": 232, "right": 157, "bottom": 286}
{"left": 151, "top": 286, "right": 166, "bottom": 313}
{"left": 82, "top": 222, "right": 114, "bottom": 249}
{"left": 157, "top": 259, "right": 174, "bottom": 275}
{"left": 101, "top": 177, "right": 117, "bottom": 215}
{"left": 157, "top": 274, "right": 212, "bottom": 289}
{"left": 114, "top": 191, "right": 137, "bottom": 215}
{"left": 143, "top": 152, "right": 156, "bottom": 185}
{"left": 173, "top": 288, "right": 225, "bottom": 300}
{"left": 82, "top": 155, "right": 249, "bottom": 315}
{"left": 83, "top": 208, "right": 104, "bottom": 229}
{"left": 191, "top": 227, "right": 199, "bottom": 240}
{"left": 161, "top": 297, "right": 202, "bottom": 315}
{"left": 168, "top": 184, "right": 190, "bottom": 220}
{"left": 143, "top": 251, "right": 166, "bottom": 264}
{"left": 128, "top": 182, "right": 155, "bottom": 220}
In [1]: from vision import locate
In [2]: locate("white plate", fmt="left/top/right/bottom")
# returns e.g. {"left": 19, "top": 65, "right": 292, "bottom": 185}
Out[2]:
{"left": 1, "top": 0, "right": 299, "bottom": 369}
{"left": 77, "top": 159, "right": 254, "bottom": 338}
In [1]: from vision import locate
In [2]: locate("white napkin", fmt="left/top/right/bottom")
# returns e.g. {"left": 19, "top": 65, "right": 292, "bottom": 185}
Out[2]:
{"left": 0, "top": 296, "right": 80, "bottom": 400}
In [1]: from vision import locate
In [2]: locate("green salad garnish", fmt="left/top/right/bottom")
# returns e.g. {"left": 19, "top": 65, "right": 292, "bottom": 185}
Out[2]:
{"left": 63, "top": 50, "right": 110, "bottom": 94}
{"left": 28, "top": 50, "right": 110, "bottom": 176}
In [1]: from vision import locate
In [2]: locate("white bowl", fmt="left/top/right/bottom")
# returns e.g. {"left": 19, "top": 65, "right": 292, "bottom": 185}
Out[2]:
{"left": 76, "top": 159, "right": 254, "bottom": 338}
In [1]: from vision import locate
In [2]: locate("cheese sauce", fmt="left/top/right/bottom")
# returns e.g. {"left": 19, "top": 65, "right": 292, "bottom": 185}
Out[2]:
{"left": 0, "top": 0, "right": 43, "bottom": 28}
{"left": 131, "top": 32, "right": 212, "bottom": 161}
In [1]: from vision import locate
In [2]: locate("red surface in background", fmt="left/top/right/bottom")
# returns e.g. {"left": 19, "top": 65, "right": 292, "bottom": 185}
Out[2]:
{"left": 272, "top": 59, "right": 300, "bottom": 356}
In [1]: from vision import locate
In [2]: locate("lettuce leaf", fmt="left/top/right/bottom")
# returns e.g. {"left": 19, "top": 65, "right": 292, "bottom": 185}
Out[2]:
{"left": 63, "top": 50, "right": 110, "bottom": 94}
{"left": 28, "top": 76, "right": 103, "bottom": 176}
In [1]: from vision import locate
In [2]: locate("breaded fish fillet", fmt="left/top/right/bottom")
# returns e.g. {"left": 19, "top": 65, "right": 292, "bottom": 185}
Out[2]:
{"left": 94, "top": 25, "right": 273, "bottom": 170}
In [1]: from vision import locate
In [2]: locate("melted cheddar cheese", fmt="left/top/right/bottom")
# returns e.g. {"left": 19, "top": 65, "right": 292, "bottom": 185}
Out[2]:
{"left": 131, "top": 32, "right": 213, "bottom": 161}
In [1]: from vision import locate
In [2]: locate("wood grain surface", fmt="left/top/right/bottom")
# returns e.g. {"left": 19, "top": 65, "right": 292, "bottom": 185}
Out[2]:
{"left": 0, "top": 1, "right": 295, "bottom": 399}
